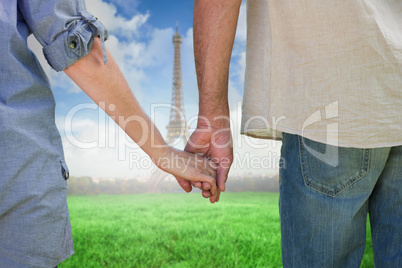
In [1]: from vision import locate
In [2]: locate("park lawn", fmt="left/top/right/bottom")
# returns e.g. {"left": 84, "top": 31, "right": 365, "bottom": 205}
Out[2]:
{"left": 59, "top": 192, "right": 374, "bottom": 268}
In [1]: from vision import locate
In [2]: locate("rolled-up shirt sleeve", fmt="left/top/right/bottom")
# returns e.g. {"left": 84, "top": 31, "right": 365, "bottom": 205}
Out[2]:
{"left": 19, "top": 0, "right": 108, "bottom": 71}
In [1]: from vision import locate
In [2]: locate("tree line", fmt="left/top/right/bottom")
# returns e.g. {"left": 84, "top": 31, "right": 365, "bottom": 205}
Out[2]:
{"left": 66, "top": 175, "right": 279, "bottom": 195}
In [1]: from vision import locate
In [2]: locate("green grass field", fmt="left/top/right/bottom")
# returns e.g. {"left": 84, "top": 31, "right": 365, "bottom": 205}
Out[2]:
{"left": 59, "top": 192, "right": 374, "bottom": 267}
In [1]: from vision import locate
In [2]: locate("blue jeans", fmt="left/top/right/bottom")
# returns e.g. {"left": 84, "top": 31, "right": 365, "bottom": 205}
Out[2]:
{"left": 279, "top": 133, "right": 402, "bottom": 267}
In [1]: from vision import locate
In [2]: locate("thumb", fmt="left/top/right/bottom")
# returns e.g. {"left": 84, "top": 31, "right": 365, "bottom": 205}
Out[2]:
{"left": 217, "top": 165, "right": 230, "bottom": 192}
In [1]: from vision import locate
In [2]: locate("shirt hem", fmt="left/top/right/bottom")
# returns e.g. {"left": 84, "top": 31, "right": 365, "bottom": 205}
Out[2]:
{"left": 53, "top": 250, "right": 75, "bottom": 267}
{"left": 241, "top": 126, "right": 402, "bottom": 149}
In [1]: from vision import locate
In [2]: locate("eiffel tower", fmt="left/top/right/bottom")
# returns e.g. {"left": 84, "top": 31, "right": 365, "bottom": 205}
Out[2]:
{"left": 151, "top": 23, "right": 189, "bottom": 193}
{"left": 166, "top": 23, "right": 189, "bottom": 146}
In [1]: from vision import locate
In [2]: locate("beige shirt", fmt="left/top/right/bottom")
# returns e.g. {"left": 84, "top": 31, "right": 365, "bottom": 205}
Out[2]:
{"left": 241, "top": 0, "right": 402, "bottom": 148}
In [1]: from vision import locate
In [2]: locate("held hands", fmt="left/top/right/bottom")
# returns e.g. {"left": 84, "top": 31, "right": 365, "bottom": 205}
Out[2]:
{"left": 153, "top": 146, "right": 219, "bottom": 197}
{"left": 176, "top": 118, "right": 233, "bottom": 203}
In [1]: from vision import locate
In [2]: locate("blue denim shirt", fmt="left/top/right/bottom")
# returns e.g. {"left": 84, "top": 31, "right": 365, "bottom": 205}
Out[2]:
{"left": 0, "top": 0, "right": 107, "bottom": 266}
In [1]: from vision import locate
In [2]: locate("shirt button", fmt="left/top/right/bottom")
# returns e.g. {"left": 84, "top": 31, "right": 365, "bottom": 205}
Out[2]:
{"left": 63, "top": 171, "right": 70, "bottom": 180}
{"left": 69, "top": 40, "right": 77, "bottom": 49}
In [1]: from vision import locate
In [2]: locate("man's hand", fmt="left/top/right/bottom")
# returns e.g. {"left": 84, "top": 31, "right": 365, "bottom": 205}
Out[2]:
{"left": 184, "top": 118, "right": 233, "bottom": 203}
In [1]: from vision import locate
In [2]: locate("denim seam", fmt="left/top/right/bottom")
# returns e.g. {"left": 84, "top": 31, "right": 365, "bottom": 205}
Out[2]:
{"left": 299, "top": 136, "right": 371, "bottom": 198}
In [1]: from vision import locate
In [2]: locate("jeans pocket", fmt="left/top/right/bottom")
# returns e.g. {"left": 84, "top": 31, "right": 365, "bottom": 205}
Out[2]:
{"left": 299, "top": 136, "right": 370, "bottom": 197}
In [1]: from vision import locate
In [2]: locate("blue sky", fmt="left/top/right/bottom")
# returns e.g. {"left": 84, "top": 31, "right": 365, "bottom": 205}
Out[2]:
{"left": 103, "top": 0, "right": 195, "bottom": 31}
{"left": 28, "top": 0, "right": 280, "bottom": 179}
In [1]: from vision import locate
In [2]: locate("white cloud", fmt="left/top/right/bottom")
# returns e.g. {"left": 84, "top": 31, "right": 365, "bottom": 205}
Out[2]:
{"left": 58, "top": 113, "right": 157, "bottom": 179}
{"left": 86, "top": 0, "right": 150, "bottom": 38}
{"left": 180, "top": 28, "right": 199, "bottom": 119}
{"left": 237, "top": 51, "right": 246, "bottom": 85}
{"left": 105, "top": 0, "right": 141, "bottom": 14}
{"left": 135, "top": 28, "right": 175, "bottom": 68}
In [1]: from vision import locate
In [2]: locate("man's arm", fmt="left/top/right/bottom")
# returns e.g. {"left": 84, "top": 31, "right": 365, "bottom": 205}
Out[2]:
{"left": 182, "top": 0, "right": 241, "bottom": 203}
{"left": 64, "top": 37, "right": 218, "bottom": 194}
{"left": 193, "top": 0, "right": 241, "bottom": 119}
